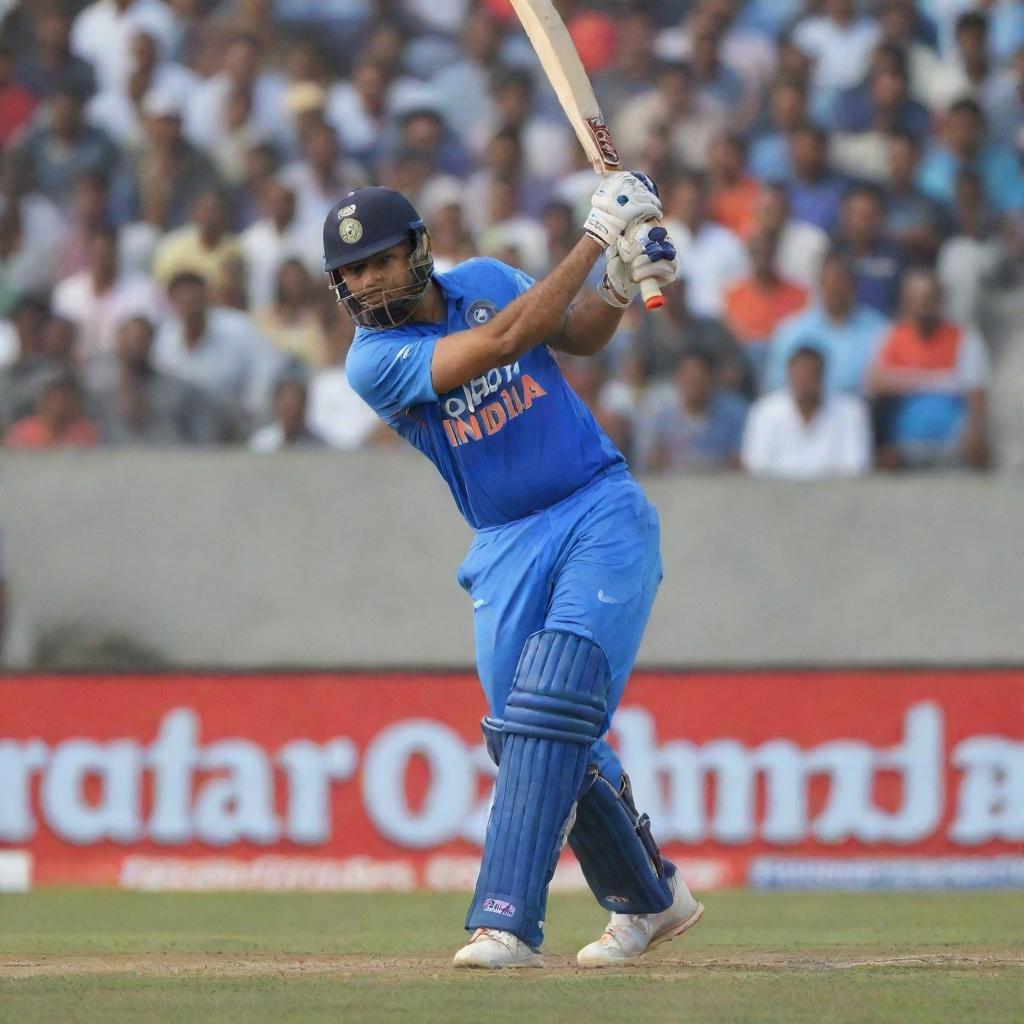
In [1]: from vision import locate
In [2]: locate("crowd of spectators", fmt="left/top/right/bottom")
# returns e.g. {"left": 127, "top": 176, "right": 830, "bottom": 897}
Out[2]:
{"left": 0, "top": 0, "right": 1021, "bottom": 478}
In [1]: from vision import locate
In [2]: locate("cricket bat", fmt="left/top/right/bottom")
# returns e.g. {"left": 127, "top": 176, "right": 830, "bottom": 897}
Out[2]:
{"left": 507, "top": 0, "right": 665, "bottom": 309}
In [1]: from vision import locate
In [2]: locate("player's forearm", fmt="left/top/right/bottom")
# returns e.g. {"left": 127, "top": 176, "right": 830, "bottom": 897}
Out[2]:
{"left": 551, "top": 289, "right": 625, "bottom": 357}
{"left": 491, "top": 235, "right": 604, "bottom": 362}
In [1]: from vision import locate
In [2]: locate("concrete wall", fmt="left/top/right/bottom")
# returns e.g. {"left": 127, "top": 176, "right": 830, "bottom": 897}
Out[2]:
{"left": 3, "top": 450, "right": 1023, "bottom": 668}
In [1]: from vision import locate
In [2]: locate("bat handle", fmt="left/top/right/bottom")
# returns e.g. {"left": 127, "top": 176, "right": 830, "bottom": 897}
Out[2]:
{"left": 640, "top": 215, "right": 666, "bottom": 310}
{"left": 641, "top": 278, "right": 664, "bottom": 310}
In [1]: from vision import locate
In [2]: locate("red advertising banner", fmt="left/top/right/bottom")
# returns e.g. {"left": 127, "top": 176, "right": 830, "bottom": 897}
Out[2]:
{"left": 1, "top": 672, "right": 1022, "bottom": 891}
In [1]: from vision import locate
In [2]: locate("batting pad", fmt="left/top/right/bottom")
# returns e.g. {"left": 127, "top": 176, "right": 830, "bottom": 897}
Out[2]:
{"left": 466, "top": 630, "right": 609, "bottom": 948}
{"left": 569, "top": 769, "right": 676, "bottom": 914}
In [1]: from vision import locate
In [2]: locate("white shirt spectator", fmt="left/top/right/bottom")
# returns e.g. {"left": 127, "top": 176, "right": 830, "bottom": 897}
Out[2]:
{"left": 71, "top": 0, "right": 178, "bottom": 93}
{"left": 52, "top": 271, "right": 165, "bottom": 363}
{"left": 776, "top": 219, "right": 830, "bottom": 291}
{"left": 185, "top": 71, "right": 290, "bottom": 155}
{"left": 742, "top": 390, "right": 872, "bottom": 479}
{"left": 308, "top": 364, "right": 380, "bottom": 451}
{"left": 279, "top": 158, "right": 369, "bottom": 239}
{"left": 239, "top": 218, "right": 312, "bottom": 311}
{"left": 674, "top": 219, "right": 750, "bottom": 318}
{"left": 0, "top": 194, "right": 65, "bottom": 300}
{"left": 87, "top": 62, "right": 198, "bottom": 151}
{"left": 154, "top": 307, "right": 282, "bottom": 419}
{"left": 793, "top": 14, "right": 881, "bottom": 92}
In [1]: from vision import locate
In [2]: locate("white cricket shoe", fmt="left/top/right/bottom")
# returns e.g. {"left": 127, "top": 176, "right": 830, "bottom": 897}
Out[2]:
{"left": 453, "top": 928, "right": 544, "bottom": 969}
{"left": 576, "top": 875, "right": 704, "bottom": 967}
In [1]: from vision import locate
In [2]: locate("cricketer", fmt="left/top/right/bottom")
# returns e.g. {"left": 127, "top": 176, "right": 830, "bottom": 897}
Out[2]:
{"left": 324, "top": 174, "right": 703, "bottom": 968}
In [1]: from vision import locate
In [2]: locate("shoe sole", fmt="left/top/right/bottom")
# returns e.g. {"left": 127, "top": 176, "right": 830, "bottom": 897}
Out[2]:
{"left": 577, "top": 900, "right": 705, "bottom": 968}
{"left": 453, "top": 957, "right": 545, "bottom": 970}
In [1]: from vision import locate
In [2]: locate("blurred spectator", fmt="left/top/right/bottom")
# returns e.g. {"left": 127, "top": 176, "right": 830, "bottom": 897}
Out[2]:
{"left": 0, "top": 41, "right": 36, "bottom": 145}
{"left": 751, "top": 182, "right": 828, "bottom": 291}
{"left": 327, "top": 57, "right": 390, "bottom": 164}
{"left": 70, "top": 0, "right": 177, "bottom": 95}
{"left": 110, "top": 83, "right": 220, "bottom": 228}
{"left": 6, "top": 370, "right": 100, "bottom": 449}
{"left": 16, "top": 87, "right": 119, "bottom": 206}
{"left": 87, "top": 314, "right": 220, "bottom": 445}
{"left": 15, "top": 8, "right": 96, "bottom": 101}
{"left": 793, "top": 0, "right": 881, "bottom": 100}
{"left": 883, "top": 130, "right": 949, "bottom": 264}
{"left": 594, "top": 7, "right": 660, "bottom": 115}
{"left": 987, "top": 44, "right": 1024, "bottom": 148}
{"left": 923, "top": 10, "right": 1001, "bottom": 114}
{"left": 56, "top": 172, "right": 111, "bottom": 279}
{"left": 0, "top": 522, "right": 6, "bottom": 659}
{"left": 637, "top": 347, "right": 748, "bottom": 474}
{"left": 87, "top": 29, "right": 198, "bottom": 153}
{"left": 632, "top": 277, "right": 752, "bottom": 396}
{"left": 152, "top": 189, "right": 241, "bottom": 288}
{"left": 52, "top": 226, "right": 164, "bottom": 363}
{"left": 308, "top": 316, "right": 383, "bottom": 451}
{"left": 253, "top": 258, "right": 328, "bottom": 368}
{"left": 747, "top": 76, "right": 806, "bottom": 182}
{"left": 834, "top": 184, "right": 906, "bottom": 316}
{"left": 185, "top": 31, "right": 288, "bottom": 158}
{"left": 280, "top": 121, "right": 369, "bottom": 235}
{"left": 835, "top": 45, "right": 931, "bottom": 136}
{"left": 430, "top": 8, "right": 503, "bottom": 150}
{"left": 742, "top": 345, "right": 872, "bottom": 479}
{"left": 154, "top": 270, "right": 280, "bottom": 424}
{"left": 786, "top": 124, "right": 847, "bottom": 233}
{"left": 238, "top": 178, "right": 307, "bottom": 309}
{"left": 831, "top": 53, "right": 931, "bottom": 183}
{"left": 708, "top": 132, "right": 759, "bottom": 239}
{"left": 485, "top": 68, "right": 573, "bottom": 182}
{"left": 249, "top": 376, "right": 325, "bottom": 452}
{"left": 0, "top": 296, "right": 52, "bottom": 429}
{"left": 722, "top": 230, "right": 808, "bottom": 382}
{"left": 0, "top": 160, "right": 64, "bottom": 314}
{"left": 918, "top": 97, "right": 1024, "bottom": 214}
{"left": 765, "top": 251, "right": 891, "bottom": 396}
{"left": 937, "top": 169, "right": 1005, "bottom": 326}
{"left": 877, "top": 0, "right": 944, "bottom": 105}
{"left": 688, "top": 24, "right": 747, "bottom": 121}
{"left": 668, "top": 171, "right": 749, "bottom": 318}
{"left": 869, "top": 268, "right": 990, "bottom": 470}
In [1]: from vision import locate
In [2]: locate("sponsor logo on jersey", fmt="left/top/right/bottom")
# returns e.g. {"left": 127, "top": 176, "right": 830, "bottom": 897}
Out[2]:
{"left": 465, "top": 299, "right": 498, "bottom": 327}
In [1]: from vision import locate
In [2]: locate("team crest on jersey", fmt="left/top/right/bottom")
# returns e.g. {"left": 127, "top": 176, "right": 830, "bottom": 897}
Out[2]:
{"left": 339, "top": 217, "right": 363, "bottom": 243}
{"left": 466, "top": 299, "right": 497, "bottom": 326}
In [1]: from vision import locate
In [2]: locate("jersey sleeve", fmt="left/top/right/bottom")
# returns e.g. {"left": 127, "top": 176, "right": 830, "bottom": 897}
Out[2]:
{"left": 346, "top": 333, "right": 440, "bottom": 420}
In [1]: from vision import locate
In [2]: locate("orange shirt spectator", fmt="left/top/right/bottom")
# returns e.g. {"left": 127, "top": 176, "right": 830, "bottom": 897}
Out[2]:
{"left": 723, "top": 232, "right": 808, "bottom": 347}
{"left": 708, "top": 133, "right": 760, "bottom": 239}
{"left": 6, "top": 373, "right": 99, "bottom": 450}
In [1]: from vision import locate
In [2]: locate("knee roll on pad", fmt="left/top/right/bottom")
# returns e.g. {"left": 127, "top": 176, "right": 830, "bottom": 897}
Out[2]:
{"left": 569, "top": 769, "right": 676, "bottom": 915}
{"left": 467, "top": 631, "right": 610, "bottom": 948}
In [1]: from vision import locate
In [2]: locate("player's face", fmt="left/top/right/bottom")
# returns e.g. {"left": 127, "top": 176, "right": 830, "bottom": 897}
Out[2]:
{"left": 337, "top": 242, "right": 414, "bottom": 307}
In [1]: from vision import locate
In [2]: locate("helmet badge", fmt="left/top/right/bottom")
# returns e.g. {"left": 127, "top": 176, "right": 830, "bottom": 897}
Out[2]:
{"left": 339, "top": 217, "right": 363, "bottom": 244}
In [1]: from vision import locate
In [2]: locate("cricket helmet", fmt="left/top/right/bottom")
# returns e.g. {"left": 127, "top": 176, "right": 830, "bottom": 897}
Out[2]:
{"left": 323, "top": 186, "right": 434, "bottom": 330}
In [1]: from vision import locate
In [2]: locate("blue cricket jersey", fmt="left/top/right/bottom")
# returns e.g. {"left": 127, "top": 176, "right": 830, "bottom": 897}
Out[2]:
{"left": 346, "top": 257, "right": 625, "bottom": 528}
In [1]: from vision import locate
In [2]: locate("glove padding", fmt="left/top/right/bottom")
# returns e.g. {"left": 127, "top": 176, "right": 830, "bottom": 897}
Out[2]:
{"left": 584, "top": 171, "right": 664, "bottom": 248}
{"left": 598, "top": 222, "right": 678, "bottom": 308}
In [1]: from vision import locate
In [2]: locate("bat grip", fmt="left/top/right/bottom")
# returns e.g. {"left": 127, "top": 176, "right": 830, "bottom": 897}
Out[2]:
{"left": 640, "top": 216, "right": 666, "bottom": 310}
{"left": 640, "top": 278, "right": 664, "bottom": 310}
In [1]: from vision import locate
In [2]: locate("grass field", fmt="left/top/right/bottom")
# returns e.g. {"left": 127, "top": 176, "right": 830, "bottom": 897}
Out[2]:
{"left": 1, "top": 889, "right": 1022, "bottom": 1023}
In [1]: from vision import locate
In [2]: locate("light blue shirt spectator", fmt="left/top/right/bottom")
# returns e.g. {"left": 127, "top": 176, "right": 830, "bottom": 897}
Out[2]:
{"left": 918, "top": 141, "right": 1024, "bottom": 213}
{"left": 765, "top": 305, "right": 890, "bottom": 396}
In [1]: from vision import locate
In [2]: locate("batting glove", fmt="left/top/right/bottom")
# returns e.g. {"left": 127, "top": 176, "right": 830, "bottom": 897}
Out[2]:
{"left": 597, "top": 221, "right": 678, "bottom": 308}
{"left": 584, "top": 171, "right": 664, "bottom": 248}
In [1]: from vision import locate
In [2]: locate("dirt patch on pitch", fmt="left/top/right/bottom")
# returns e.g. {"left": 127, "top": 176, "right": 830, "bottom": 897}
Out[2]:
{"left": 2, "top": 950, "right": 1021, "bottom": 980}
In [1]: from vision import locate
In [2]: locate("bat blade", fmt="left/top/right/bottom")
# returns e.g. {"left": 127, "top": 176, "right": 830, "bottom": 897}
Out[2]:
{"left": 507, "top": 0, "right": 620, "bottom": 174}
{"left": 507, "top": 0, "right": 664, "bottom": 309}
